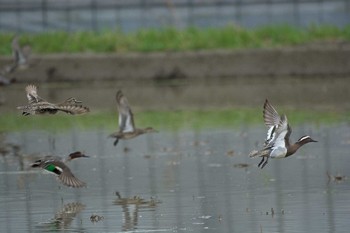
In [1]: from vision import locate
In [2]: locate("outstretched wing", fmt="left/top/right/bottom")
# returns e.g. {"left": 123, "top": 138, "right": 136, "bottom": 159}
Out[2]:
{"left": 116, "top": 90, "right": 135, "bottom": 133}
{"left": 25, "top": 84, "right": 45, "bottom": 104}
{"left": 263, "top": 99, "right": 280, "bottom": 127}
{"left": 270, "top": 115, "right": 289, "bottom": 149}
{"left": 44, "top": 160, "right": 86, "bottom": 188}
{"left": 263, "top": 99, "right": 281, "bottom": 146}
{"left": 56, "top": 105, "right": 90, "bottom": 115}
{"left": 11, "top": 36, "right": 27, "bottom": 66}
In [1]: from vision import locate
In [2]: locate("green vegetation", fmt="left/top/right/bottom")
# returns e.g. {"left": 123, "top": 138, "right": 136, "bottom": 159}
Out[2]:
{"left": 0, "top": 108, "right": 344, "bottom": 132}
{"left": 0, "top": 24, "right": 349, "bottom": 55}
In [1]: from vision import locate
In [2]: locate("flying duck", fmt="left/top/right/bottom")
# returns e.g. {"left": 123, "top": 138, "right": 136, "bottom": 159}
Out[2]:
{"left": 109, "top": 90, "right": 157, "bottom": 146}
{"left": 17, "top": 84, "right": 90, "bottom": 115}
{"left": 250, "top": 99, "right": 317, "bottom": 168}
{"left": 31, "top": 151, "right": 88, "bottom": 188}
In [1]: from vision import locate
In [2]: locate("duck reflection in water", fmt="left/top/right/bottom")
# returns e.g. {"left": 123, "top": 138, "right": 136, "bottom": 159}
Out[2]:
{"left": 36, "top": 202, "right": 85, "bottom": 231}
{"left": 0, "top": 133, "right": 25, "bottom": 170}
{"left": 113, "top": 192, "right": 161, "bottom": 231}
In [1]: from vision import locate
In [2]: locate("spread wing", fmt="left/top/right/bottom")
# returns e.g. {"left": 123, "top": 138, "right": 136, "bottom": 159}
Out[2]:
{"left": 11, "top": 36, "right": 27, "bottom": 66}
{"left": 116, "top": 90, "right": 135, "bottom": 133}
{"left": 56, "top": 105, "right": 90, "bottom": 115}
{"left": 263, "top": 99, "right": 280, "bottom": 127}
{"left": 263, "top": 99, "right": 281, "bottom": 146}
{"left": 25, "top": 84, "right": 45, "bottom": 104}
{"left": 45, "top": 160, "right": 86, "bottom": 188}
{"left": 270, "top": 115, "right": 289, "bottom": 149}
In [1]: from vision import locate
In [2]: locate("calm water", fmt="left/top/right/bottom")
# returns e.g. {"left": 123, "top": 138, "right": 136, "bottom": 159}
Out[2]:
{"left": 1, "top": 78, "right": 350, "bottom": 232}
{"left": 0, "top": 123, "right": 350, "bottom": 233}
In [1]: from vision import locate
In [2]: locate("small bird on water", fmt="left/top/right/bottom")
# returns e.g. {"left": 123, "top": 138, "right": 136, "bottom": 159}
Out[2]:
{"left": 30, "top": 151, "right": 88, "bottom": 188}
{"left": 17, "top": 84, "right": 90, "bottom": 115}
{"left": 250, "top": 99, "right": 317, "bottom": 168}
{"left": 109, "top": 90, "right": 158, "bottom": 146}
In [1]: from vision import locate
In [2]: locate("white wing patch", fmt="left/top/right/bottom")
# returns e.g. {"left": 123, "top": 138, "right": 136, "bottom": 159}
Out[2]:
{"left": 123, "top": 114, "right": 134, "bottom": 132}
{"left": 270, "top": 116, "right": 288, "bottom": 158}
{"left": 265, "top": 125, "right": 276, "bottom": 146}
{"left": 118, "top": 110, "right": 135, "bottom": 133}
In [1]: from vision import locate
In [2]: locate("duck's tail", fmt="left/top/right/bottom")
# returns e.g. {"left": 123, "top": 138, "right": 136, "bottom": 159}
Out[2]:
{"left": 249, "top": 148, "right": 270, "bottom": 158}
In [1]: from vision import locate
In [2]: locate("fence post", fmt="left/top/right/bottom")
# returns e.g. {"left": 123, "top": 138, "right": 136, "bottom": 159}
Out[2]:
{"left": 65, "top": 0, "right": 71, "bottom": 32}
{"left": 115, "top": 2, "right": 121, "bottom": 31}
{"left": 318, "top": 0, "right": 325, "bottom": 24}
{"left": 187, "top": 0, "right": 194, "bottom": 27}
{"left": 236, "top": 0, "right": 242, "bottom": 26}
{"left": 15, "top": 0, "right": 22, "bottom": 32}
{"left": 91, "top": 0, "right": 98, "bottom": 32}
{"left": 293, "top": 0, "right": 301, "bottom": 26}
{"left": 41, "top": 0, "right": 47, "bottom": 31}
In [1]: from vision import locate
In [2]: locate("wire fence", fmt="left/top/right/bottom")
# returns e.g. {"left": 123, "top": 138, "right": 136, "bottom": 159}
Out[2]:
{"left": 0, "top": 0, "right": 349, "bottom": 33}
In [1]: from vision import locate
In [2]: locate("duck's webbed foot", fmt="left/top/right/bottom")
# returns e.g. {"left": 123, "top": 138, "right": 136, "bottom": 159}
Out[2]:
{"left": 113, "top": 138, "right": 119, "bottom": 146}
{"left": 258, "top": 157, "right": 269, "bottom": 169}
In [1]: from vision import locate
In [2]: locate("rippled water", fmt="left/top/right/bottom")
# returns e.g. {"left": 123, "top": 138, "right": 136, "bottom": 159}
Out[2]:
{"left": 1, "top": 123, "right": 350, "bottom": 233}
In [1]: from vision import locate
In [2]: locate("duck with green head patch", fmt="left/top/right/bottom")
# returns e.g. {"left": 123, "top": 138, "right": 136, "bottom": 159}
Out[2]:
{"left": 31, "top": 151, "right": 88, "bottom": 188}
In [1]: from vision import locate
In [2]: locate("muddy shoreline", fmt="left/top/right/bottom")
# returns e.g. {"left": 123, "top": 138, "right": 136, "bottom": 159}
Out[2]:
{"left": 1, "top": 45, "right": 350, "bottom": 82}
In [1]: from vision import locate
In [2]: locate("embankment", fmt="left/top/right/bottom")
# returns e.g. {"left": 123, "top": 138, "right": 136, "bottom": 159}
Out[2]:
{"left": 1, "top": 44, "right": 350, "bottom": 82}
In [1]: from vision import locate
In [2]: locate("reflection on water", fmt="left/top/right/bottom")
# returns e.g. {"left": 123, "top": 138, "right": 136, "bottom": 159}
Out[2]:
{"left": 114, "top": 192, "right": 161, "bottom": 231}
{"left": 0, "top": 123, "right": 350, "bottom": 233}
{"left": 35, "top": 202, "right": 85, "bottom": 232}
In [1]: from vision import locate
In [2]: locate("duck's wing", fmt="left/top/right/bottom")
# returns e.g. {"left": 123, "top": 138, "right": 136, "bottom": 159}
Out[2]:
{"left": 56, "top": 105, "right": 90, "bottom": 115}
{"left": 25, "top": 84, "right": 45, "bottom": 104}
{"left": 263, "top": 99, "right": 281, "bottom": 146}
{"left": 11, "top": 36, "right": 27, "bottom": 66}
{"left": 55, "top": 97, "right": 89, "bottom": 115}
{"left": 57, "top": 97, "right": 83, "bottom": 105}
{"left": 263, "top": 99, "right": 281, "bottom": 127}
{"left": 43, "top": 160, "right": 86, "bottom": 188}
{"left": 269, "top": 115, "right": 289, "bottom": 149}
{"left": 116, "top": 90, "right": 135, "bottom": 133}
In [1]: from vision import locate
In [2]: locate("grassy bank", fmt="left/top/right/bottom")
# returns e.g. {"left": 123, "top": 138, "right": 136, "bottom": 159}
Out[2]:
{"left": 0, "top": 109, "right": 344, "bottom": 132}
{"left": 0, "top": 25, "right": 349, "bottom": 55}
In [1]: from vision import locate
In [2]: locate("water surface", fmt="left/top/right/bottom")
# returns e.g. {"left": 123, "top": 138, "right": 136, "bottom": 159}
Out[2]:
{"left": 0, "top": 123, "right": 349, "bottom": 233}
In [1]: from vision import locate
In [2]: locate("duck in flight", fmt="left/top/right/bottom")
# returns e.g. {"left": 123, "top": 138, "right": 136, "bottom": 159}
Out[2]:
{"left": 17, "top": 84, "right": 90, "bottom": 115}
{"left": 31, "top": 151, "right": 88, "bottom": 188}
{"left": 2, "top": 36, "right": 31, "bottom": 74}
{"left": 0, "top": 36, "right": 28, "bottom": 83}
{"left": 109, "top": 90, "right": 157, "bottom": 146}
{"left": 250, "top": 99, "right": 317, "bottom": 168}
